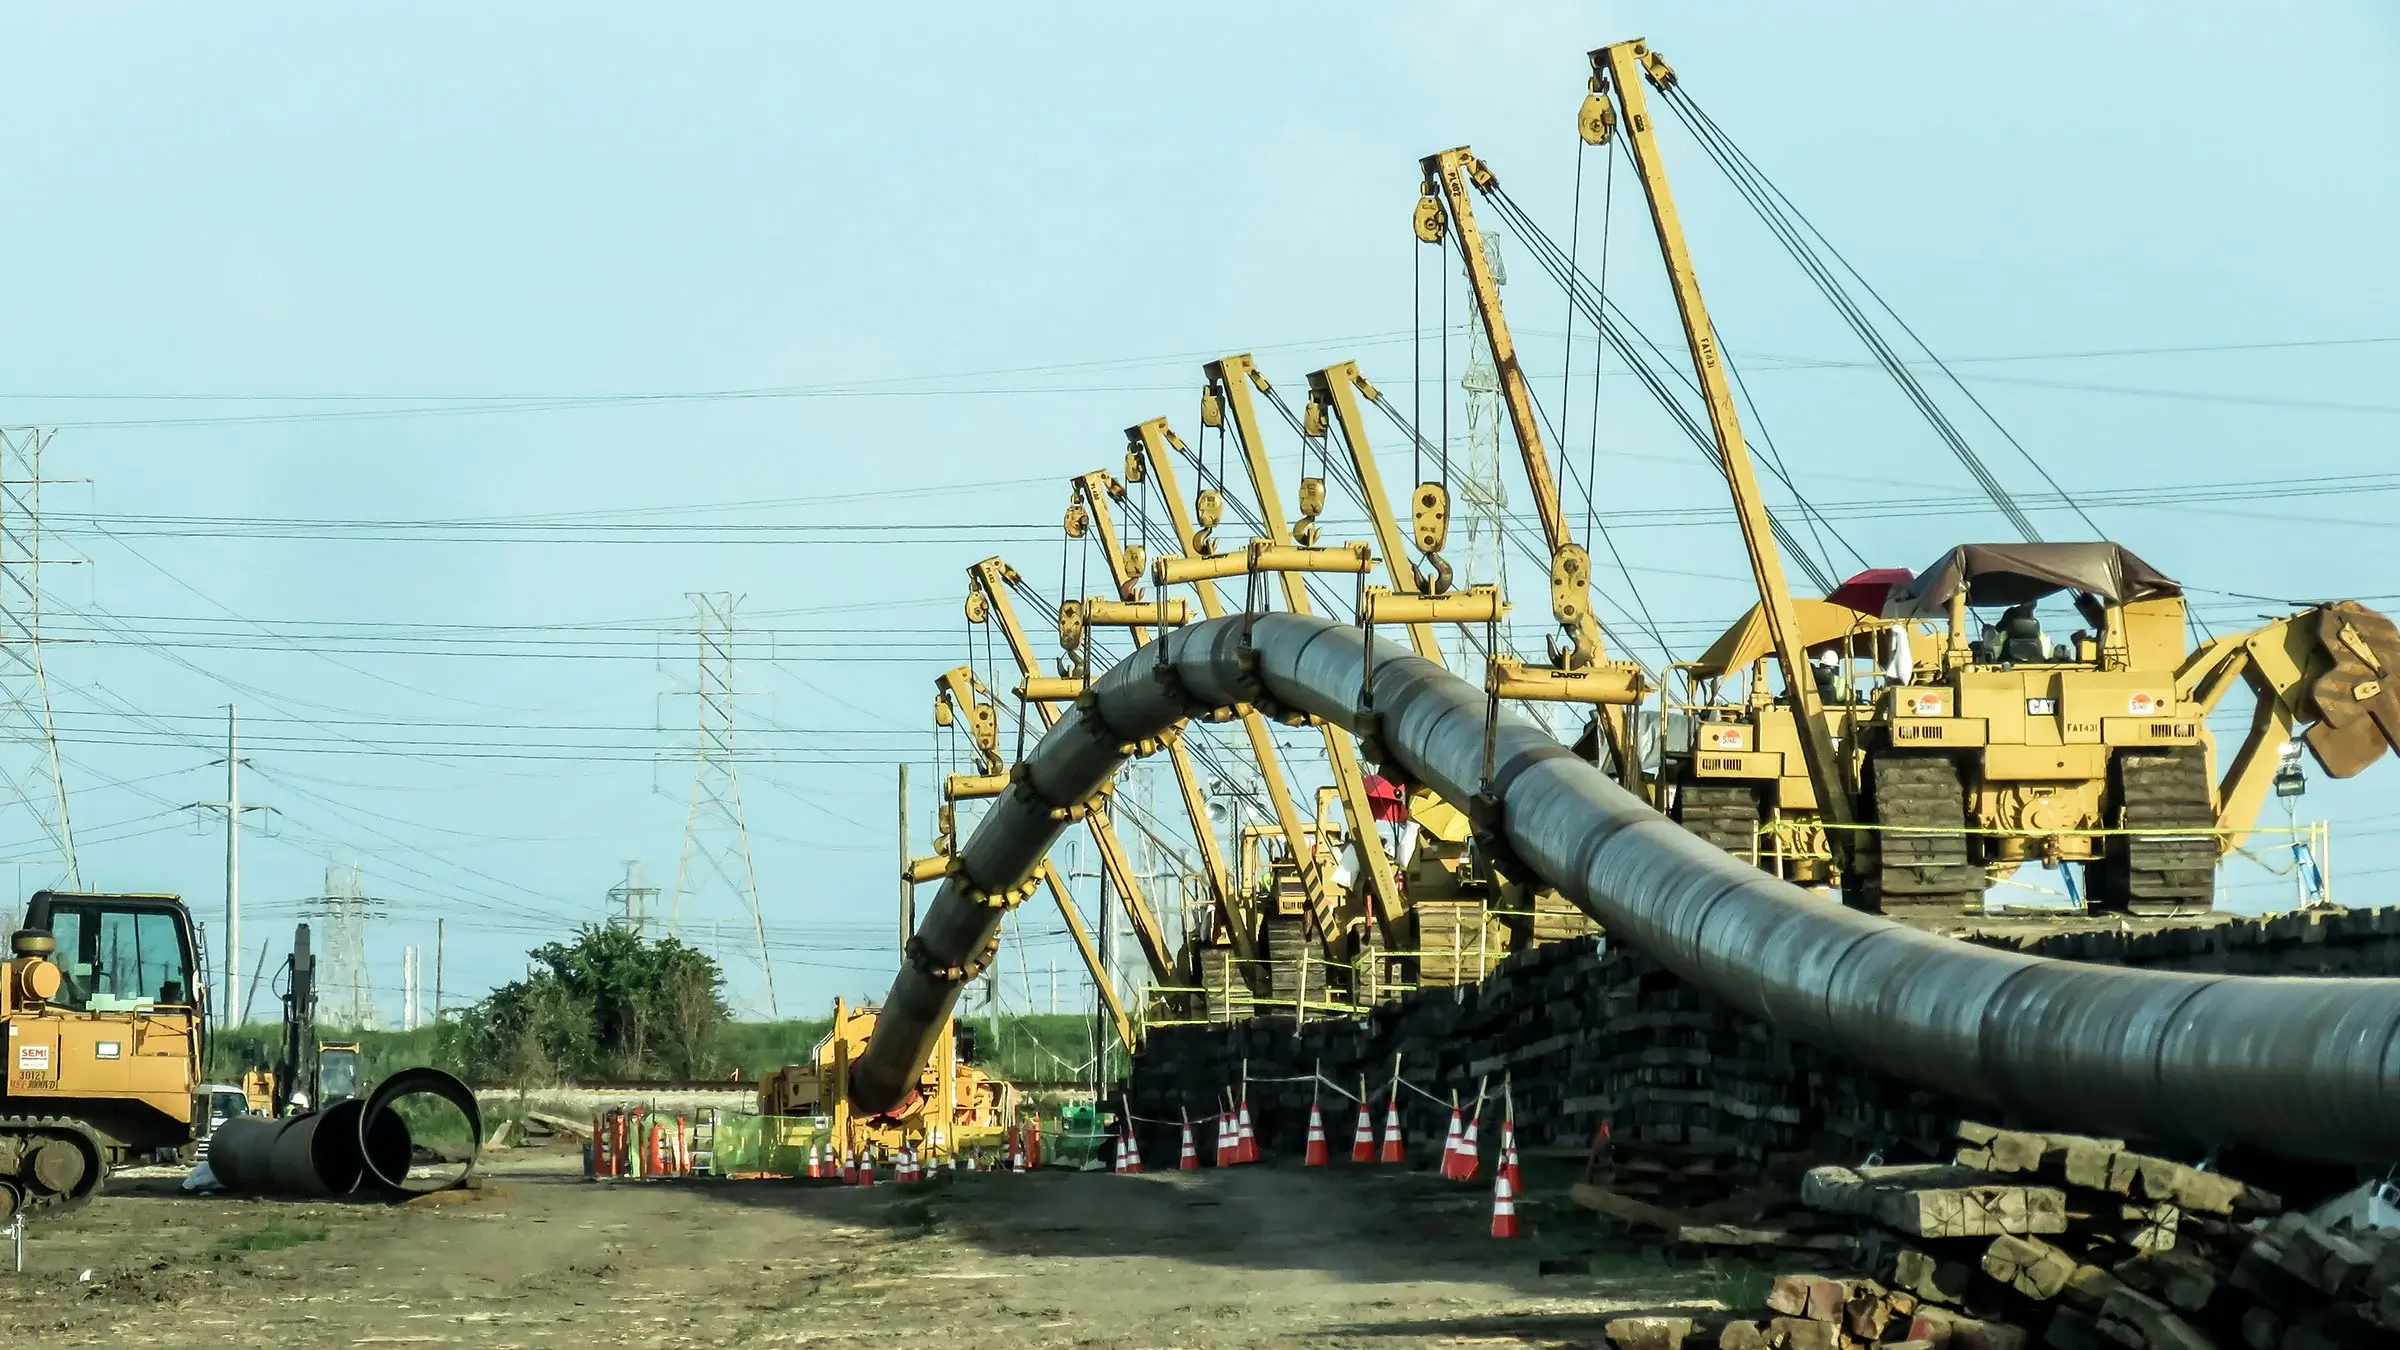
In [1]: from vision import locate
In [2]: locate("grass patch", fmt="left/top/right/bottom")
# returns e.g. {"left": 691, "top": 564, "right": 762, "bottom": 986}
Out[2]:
{"left": 210, "top": 1219, "right": 329, "bottom": 1260}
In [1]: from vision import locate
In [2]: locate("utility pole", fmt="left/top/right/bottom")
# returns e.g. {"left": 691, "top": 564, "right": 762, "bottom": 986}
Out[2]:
{"left": 434, "top": 918, "right": 445, "bottom": 1023}
{"left": 0, "top": 428, "right": 82, "bottom": 899}
{"left": 670, "top": 592, "right": 775, "bottom": 1016}
{"left": 1094, "top": 857, "right": 1115, "bottom": 1092}
{"left": 897, "top": 764, "right": 913, "bottom": 952}
{"left": 187, "top": 705, "right": 272, "bottom": 1024}
{"left": 401, "top": 946, "right": 417, "bottom": 1032}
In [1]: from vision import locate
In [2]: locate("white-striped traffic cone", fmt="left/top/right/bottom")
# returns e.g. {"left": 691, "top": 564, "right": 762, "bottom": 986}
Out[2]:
{"left": 1489, "top": 1161, "right": 1519, "bottom": 1237}
{"left": 1235, "top": 1097, "right": 1257, "bottom": 1164}
{"left": 1121, "top": 1124, "right": 1143, "bottom": 1174}
{"left": 1304, "top": 1101, "right": 1329, "bottom": 1166}
{"left": 1179, "top": 1117, "right": 1199, "bottom": 1171}
{"left": 1351, "top": 1097, "right": 1376, "bottom": 1163}
{"left": 1439, "top": 1106, "right": 1466, "bottom": 1180}
{"left": 1455, "top": 1106, "right": 1482, "bottom": 1181}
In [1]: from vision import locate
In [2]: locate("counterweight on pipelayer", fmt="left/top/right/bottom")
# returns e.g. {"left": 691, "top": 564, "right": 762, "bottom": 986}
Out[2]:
{"left": 854, "top": 613, "right": 2400, "bottom": 1167}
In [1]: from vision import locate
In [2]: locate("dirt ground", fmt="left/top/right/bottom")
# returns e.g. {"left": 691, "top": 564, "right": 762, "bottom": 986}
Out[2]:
{"left": 0, "top": 1145, "right": 1748, "bottom": 1348}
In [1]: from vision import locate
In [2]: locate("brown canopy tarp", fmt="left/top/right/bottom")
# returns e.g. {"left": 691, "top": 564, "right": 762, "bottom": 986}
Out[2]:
{"left": 1892, "top": 543, "right": 2180, "bottom": 617}
{"left": 1689, "top": 598, "right": 1879, "bottom": 679}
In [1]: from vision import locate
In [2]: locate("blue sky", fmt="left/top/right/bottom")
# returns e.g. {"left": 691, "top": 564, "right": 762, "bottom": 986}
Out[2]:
{"left": 0, "top": 2, "right": 2393, "bottom": 1023}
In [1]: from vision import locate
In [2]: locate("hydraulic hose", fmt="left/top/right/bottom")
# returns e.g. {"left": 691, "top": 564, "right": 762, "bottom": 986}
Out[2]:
{"left": 852, "top": 614, "right": 2400, "bottom": 1164}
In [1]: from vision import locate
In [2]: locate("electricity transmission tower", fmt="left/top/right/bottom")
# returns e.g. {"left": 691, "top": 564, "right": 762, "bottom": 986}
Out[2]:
{"left": 0, "top": 429, "right": 79, "bottom": 893}
{"left": 1457, "top": 235, "right": 1511, "bottom": 597}
{"left": 669, "top": 593, "right": 775, "bottom": 1017}
{"left": 309, "top": 860, "right": 383, "bottom": 1029}
{"left": 1454, "top": 236, "right": 1515, "bottom": 674}
{"left": 607, "top": 859, "right": 660, "bottom": 937}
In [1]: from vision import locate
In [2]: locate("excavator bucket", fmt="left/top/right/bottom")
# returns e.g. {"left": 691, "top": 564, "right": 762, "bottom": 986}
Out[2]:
{"left": 2303, "top": 601, "right": 2400, "bottom": 778}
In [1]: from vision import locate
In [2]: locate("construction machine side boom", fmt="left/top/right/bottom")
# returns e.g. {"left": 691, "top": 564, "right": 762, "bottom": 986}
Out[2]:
{"left": 1125, "top": 418, "right": 1343, "bottom": 923}
{"left": 1420, "top": 148, "right": 1642, "bottom": 787}
{"left": 1591, "top": 40, "right": 1859, "bottom": 851}
{"left": 1071, "top": 472, "right": 1256, "bottom": 966}
{"left": 1203, "top": 355, "right": 1409, "bottom": 941}
{"left": 933, "top": 603, "right": 1137, "bottom": 1050}
{"left": 1308, "top": 362, "right": 1444, "bottom": 666}
{"left": 963, "top": 560, "right": 1176, "bottom": 984}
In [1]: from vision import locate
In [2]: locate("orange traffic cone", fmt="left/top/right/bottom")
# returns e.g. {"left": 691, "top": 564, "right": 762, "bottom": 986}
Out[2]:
{"left": 856, "top": 1149, "right": 876, "bottom": 1187}
{"left": 1492, "top": 1091, "right": 1521, "bottom": 1238}
{"left": 806, "top": 1141, "right": 823, "bottom": 1179}
{"left": 1235, "top": 1097, "right": 1257, "bottom": 1164}
{"left": 1121, "top": 1122, "right": 1143, "bottom": 1174}
{"left": 1440, "top": 1080, "right": 1478, "bottom": 1177}
{"left": 1214, "top": 1110, "right": 1233, "bottom": 1167}
{"left": 646, "top": 1121, "right": 665, "bottom": 1176}
{"left": 1439, "top": 1100, "right": 1467, "bottom": 1180}
{"left": 1379, "top": 1099, "right": 1405, "bottom": 1164}
{"left": 1179, "top": 1115, "right": 1199, "bottom": 1171}
{"left": 1351, "top": 1090, "right": 1376, "bottom": 1163}
{"left": 1304, "top": 1100, "right": 1330, "bottom": 1166}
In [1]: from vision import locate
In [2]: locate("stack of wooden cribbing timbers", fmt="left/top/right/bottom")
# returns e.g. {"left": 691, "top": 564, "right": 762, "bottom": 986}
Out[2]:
{"left": 1692, "top": 1122, "right": 2400, "bottom": 1350}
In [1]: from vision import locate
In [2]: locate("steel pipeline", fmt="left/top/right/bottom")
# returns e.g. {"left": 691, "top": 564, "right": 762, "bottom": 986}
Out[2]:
{"left": 209, "top": 1066, "right": 482, "bottom": 1198}
{"left": 853, "top": 614, "right": 2400, "bottom": 1164}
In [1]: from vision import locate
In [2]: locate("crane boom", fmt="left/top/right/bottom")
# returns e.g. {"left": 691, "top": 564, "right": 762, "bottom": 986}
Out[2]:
{"left": 1591, "top": 39, "right": 1859, "bottom": 850}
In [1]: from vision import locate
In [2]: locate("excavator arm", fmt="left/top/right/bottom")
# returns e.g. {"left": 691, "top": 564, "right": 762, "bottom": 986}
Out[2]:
{"left": 2178, "top": 600, "right": 2400, "bottom": 848}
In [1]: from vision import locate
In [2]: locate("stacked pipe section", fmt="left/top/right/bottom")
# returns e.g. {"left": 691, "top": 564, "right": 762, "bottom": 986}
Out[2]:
{"left": 855, "top": 613, "right": 2400, "bottom": 1165}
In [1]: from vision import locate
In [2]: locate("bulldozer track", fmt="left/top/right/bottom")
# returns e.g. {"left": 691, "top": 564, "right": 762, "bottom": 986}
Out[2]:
{"left": 1671, "top": 782, "right": 1765, "bottom": 863}
{"left": 2109, "top": 747, "right": 2217, "bottom": 912}
{"left": 1857, "top": 750, "right": 1984, "bottom": 913}
{"left": 1260, "top": 917, "right": 1323, "bottom": 1008}
{"left": 0, "top": 1116, "right": 109, "bottom": 1217}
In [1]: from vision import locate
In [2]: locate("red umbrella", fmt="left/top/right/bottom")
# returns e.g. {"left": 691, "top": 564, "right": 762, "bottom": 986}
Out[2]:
{"left": 1824, "top": 567, "right": 1916, "bottom": 617}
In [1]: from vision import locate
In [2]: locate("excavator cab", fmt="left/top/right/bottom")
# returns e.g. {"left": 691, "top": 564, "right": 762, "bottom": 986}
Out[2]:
{"left": 1, "top": 891, "right": 204, "bottom": 1211}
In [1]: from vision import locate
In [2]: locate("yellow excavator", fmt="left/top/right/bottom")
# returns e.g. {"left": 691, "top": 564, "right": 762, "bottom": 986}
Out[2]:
{"left": 1, "top": 891, "right": 206, "bottom": 1212}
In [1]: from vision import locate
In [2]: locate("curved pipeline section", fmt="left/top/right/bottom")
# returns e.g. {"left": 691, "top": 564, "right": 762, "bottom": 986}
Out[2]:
{"left": 855, "top": 614, "right": 2400, "bottom": 1163}
{"left": 210, "top": 1067, "right": 482, "bottom": 1199}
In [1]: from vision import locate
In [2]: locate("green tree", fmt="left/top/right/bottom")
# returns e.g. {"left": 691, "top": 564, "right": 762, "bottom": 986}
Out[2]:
{"left": 452, "top": 926, "right": 728, "bottom": 1083}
